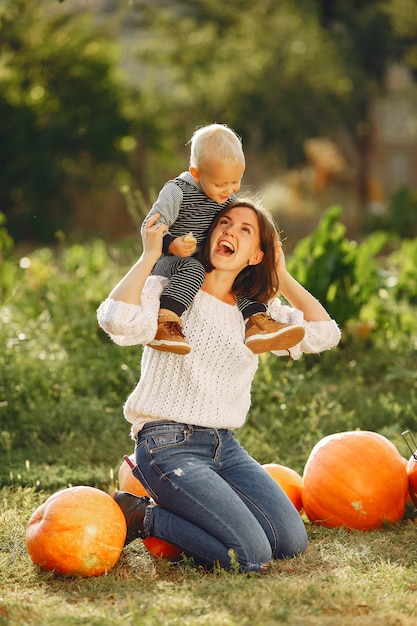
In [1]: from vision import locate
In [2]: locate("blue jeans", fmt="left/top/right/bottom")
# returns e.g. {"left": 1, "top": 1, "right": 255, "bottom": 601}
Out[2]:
{"left": 133, "top": 421, "right": 307, "bottom": 572}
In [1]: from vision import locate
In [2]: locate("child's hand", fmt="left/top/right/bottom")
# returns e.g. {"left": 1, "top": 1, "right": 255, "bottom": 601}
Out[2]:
{"left": 169, "top": 233, "right": 197, "bottom": 257}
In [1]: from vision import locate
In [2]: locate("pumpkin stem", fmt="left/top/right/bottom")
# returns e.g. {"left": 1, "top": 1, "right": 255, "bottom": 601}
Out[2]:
{"left": 124, "top": 454, "right": 135, "bottom": 469}
{"left": 402, "top": 430, "right": 417, "bottom": 460}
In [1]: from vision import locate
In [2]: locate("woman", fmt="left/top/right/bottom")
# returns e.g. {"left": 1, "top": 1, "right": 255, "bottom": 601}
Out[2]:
{"left": 97, "top": 199, "right": 341, "bottom": 572}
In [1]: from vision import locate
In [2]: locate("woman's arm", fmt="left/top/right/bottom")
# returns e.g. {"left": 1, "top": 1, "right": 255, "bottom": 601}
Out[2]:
{"left": 276, "top": 241, "right": 331, "bottom": 322}
{"left": 108, "top": 214, "right": 167, "bottom": 305}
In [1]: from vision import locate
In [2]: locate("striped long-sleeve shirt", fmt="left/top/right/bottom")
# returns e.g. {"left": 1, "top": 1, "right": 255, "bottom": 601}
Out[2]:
{"left": 141, "top": 171, "right": 236, "bottom": 254}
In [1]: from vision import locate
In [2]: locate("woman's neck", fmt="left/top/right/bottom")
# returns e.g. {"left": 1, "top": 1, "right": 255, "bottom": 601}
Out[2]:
{"left": 201, "top": 271, "right": 236, "bottom": 305}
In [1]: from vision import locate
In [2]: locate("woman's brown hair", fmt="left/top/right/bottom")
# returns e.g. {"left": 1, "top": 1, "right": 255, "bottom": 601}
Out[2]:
{"left": 198, "top": 199, "right": 280, "bottom": 303}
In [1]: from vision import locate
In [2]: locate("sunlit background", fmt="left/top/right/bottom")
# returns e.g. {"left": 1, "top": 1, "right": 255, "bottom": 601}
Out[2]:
{"left": 2, "top": 0, "right": 416, "bottom": 247}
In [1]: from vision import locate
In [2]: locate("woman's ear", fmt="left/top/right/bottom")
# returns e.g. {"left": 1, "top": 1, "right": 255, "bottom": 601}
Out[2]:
{"left": 189, "top": 166, "right": 200, "bottom": 182}
{"left": 248, "top": 250, "right": 264, "bottom": 266}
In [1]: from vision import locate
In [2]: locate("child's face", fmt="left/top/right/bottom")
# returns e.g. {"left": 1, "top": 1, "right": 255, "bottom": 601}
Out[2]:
{"left": 190, "top": 158, "right": 245, "bottom": 204}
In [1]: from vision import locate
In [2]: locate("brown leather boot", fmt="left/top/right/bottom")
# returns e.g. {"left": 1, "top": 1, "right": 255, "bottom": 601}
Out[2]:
{"left": 245, "top": 313, "right": 305, "bottom": 354}
{"left": 148, "top": 311, "right": 191, "bottom": 355}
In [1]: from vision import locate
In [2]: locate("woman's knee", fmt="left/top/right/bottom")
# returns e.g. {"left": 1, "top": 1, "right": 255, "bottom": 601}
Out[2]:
{"left": 274, "top": 519, "right": 308, "bottom": 559}
{"left": 234, "top": 530, "right": 273, "bottom": 573}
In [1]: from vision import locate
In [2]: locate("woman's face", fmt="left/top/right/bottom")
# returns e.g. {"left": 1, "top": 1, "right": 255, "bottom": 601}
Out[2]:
{"left": 209, "top": 206, "right": 264, "bottom": 272}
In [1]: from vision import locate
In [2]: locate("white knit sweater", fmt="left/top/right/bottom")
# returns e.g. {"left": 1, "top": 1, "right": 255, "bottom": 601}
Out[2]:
{"left": 97, "top": 276, "right": 341, "bottom": 437}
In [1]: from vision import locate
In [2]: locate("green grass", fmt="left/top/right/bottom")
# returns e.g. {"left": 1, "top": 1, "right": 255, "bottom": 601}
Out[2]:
{"left": 2, "top": 231, "right": 417, "bottom": 624}
{"left": 2, "top": 486, "right": 417, "bottom": 625}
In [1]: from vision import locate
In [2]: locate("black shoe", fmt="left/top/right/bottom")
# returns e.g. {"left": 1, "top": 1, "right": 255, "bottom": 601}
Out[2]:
{"left": 112, "top": 491, "right": 150, "bottom": 545}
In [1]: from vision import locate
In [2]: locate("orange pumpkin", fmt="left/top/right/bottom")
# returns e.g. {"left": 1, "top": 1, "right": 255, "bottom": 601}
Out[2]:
{"left": 143, "top": 536, "right": 183, "bottom": 560}
{"left": 26, "top": 486, "right": 127, "bottom": 577}
{"left": 406, "top": 454, "right": 417, "bottom": 508}
{"left": 118, "top": 454, "right": 150, "bottom": 497}
{"left": 302, "top": 431, "right": 408, "bottom": 530}
{"left": 262, "top": 463, "right": 303, "bottom": 512}
{"left": 400, "top": 457, "right": 413, "bottom": 506}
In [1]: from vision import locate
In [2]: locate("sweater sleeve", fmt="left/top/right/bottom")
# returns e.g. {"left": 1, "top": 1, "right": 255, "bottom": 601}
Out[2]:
{"left": 96, "top": 276, "right": 166, "bottom": 346}
{"left": 267, "top": 298, "right": 341, "bottom": 360}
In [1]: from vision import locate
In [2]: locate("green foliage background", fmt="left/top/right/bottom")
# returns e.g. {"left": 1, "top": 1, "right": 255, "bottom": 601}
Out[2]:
{"left": 1, "top": 209, "right": 417, "bottom": 491}
{"left": 1, "top": 0, "right": 417, "bottom": 497}
{"left": 1, "top": 0, "right": 417, "bottom": 244}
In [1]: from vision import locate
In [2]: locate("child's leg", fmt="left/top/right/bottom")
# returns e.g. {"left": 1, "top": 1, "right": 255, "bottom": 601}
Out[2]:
{"left": 236, "top": 295, "right": 305, "bottom": 354}
{"left": 153, "top": 255, "right": 206, "bottom": 316}
{"left": 149, "top": 256, "right": 205, "bottom": 354}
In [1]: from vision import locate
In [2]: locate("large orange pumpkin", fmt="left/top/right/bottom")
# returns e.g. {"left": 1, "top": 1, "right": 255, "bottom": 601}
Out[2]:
{"left": 262, "top": 463, "right": 303, "bottom": 512}
{"left": 143, "top": 536, "right": 183, "bottom": 560}
{"left": 302, "top": 431, "right": 408, "bottom": 530}
{"left": 26, "top": 486, "right": 127, "bottom": 577}
{"left": 118, "top": 454, "right": 150, "bottom": 497}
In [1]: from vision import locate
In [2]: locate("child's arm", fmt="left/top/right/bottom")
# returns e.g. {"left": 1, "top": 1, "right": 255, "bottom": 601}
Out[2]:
{"left": 141, "top": 182, "right": 196, "bottom": 257}
{"left": 141, "top": 182, "right": 182, "bottom": 232}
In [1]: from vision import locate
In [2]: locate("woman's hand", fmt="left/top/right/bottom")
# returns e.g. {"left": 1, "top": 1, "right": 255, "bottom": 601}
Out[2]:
{"left": 107, "top": 213, "right": 167, "bottom": 305}
{"left": 142, "top": 213, "right": 168, "bottom": 260}
{"left": 275, "top": 240, "right": 287, "bottom": 280}
{"left": 274, "top": 239, "right": 330, "bottom": 321}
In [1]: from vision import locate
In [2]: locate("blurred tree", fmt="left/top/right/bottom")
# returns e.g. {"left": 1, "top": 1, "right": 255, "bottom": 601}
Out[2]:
{"left": 0, "top": 0, "right": 139, "bottom": 242}
{"left": 383, "top": 0, "right": 417, "bottom": 95}
{"left": 3, "top": 0, "right": 417, "bottom": 243}
{"left": 318, "top": 0, "right": 417, "bottom": 76}
{"left": 125, "top": 0, "right": 355, "bottom": 167}
{"left": 119, "top": 0, "right": 417, "bottom": 174}
{"left": 315, "top": 0, "right": 417, "bottom": 205}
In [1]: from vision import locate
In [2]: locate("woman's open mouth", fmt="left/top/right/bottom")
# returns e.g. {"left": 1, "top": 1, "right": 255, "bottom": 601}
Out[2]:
{"left": 216, "top": 239, "right": 235, "bottom": 255}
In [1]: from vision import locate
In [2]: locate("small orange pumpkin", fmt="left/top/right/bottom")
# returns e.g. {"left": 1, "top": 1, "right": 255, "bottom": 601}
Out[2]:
{"left": 400, "top": 457, "right": 414, "bottom": 506}
{"left": 262, "top": 463, "right": 303, "bottom": 512}
{"left": 302, "top": 431, "right": 408, "bottom": 530}
{"left": 143, "top": 536, "right": 183, "bottom": 560}
{"left": 26, "top": 486, "right": 127, "bottom": 577}
{"left": 118, "top": 455, "right": 150, "bottom": 497}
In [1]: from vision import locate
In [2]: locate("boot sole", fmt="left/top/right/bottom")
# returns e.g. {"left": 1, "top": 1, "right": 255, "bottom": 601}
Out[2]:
{"left": 246, "top": 327, "right": 305, "bottom": 354}
{"left": 148, "top": 341, "right": 191, "bottom": 355}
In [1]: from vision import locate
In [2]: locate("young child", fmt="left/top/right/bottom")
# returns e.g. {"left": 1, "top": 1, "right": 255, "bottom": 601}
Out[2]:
{"left": 141, "top": 123, "right": 305, "bottom": 354}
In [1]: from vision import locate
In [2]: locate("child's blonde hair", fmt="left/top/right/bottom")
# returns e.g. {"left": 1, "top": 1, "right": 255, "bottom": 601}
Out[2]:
{"left": 189, "top": 124, "right": 245, "bottom": 169}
